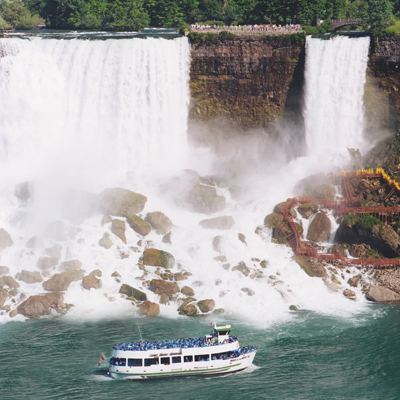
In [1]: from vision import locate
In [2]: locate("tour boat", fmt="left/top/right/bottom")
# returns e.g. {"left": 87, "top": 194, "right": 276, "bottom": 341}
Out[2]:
{"left": 105, "top": 323, "right": 257, "bottom": 379}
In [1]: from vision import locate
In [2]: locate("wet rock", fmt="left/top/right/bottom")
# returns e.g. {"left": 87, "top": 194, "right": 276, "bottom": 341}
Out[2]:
{"left": 126, "top": 214, "right": 151, "bottom": 236}
{"left": 44, "top": 292, "right": 65, "bottom": 309}
{"left": 174, "top": 273, "right": 188, "bottom": 281}
{"left": 143, "top": 248, "right": 175, "bottom": 269}
{"left": 82, "top": 275, "right": 101, "bottom": 290}
{"left": 0, "top": 276, "right": 19, "bottom": 289}
{"left": 200, "top": 215, "right": 235, "bottom": 230}
{"left": 119, "top": 284, "right": 147, "bottom": 301}
{"left": 241, "top": 287, "right": 255, "bottom": 296}
{"left": 272, "top": 220, "right": 292, "bottom": 243}
{"left": 19, "top": 270, "right": 43, "bottom": 284}
{"left": 100, "top": 187, "right": 147, "bottom": 217}
{"left": 101, "top": 214, "right": 112, "bottom": 226}
{"left": 9, "top": 309, "right": 18, "bottom": 318}
{"left": 307, "top": 213, "right": 331, "bottom": 242}
{"left": 14, "top": 181, "right": 34, "bottom": 203}
{"left": 260, "top": 260, "right": 268, "bottom": 268}
{"left": 37, "top": 256, "right": 58, "bottom": 270}
{"left": 89, "top": 269, "right": 102, "bottom": 277}
{"left": 212, "top": 236, "right": 224, "bottom": 253}
{"left": 0, "top": 266, "right": 10, "bottom": 275}
{"left": 159, "top": 293, "right": 169, "bottom": 304}
{"left": 212, "top": 308, "right": 225, "bottom": 314}
{"left": 238, "top": 233, "right": 247, "bottom": 244}
{"left": 197, "top": 299, "right": 215, "bottom": 313}
{"left": 293, "top": 255, "right": 328, "bottom": 278}
{"left": 343, "top": 289, "right": 356, "bottom": 298}
{"left": 348, "top": 275, "right": 362, "bottom": 288}
{"left": 43, "top": 270, "right": 84, "bottom": 291}
{"left": 0, "top": 228, "right": 13, "bottom": 251}
{"left": 295, "top": 174, "right": 335, "bottom": 200}
{"left": 111, "top": 219, "right": 127, "bottom": 244}
{"left": 25, "top": 236, "right": 44, "bottom": 249}
{"left": 181, "top": 286, "right": 195, "bottom": 297}
{"left": 61, "top": 259, "right": 83, "bottom": 271}
{"left": 145, "top": 211, "right": 172, "bottom": 235}
{"left": 17, "top": 295, "right": 52, "bottom": 317}
{"left": 162, "top": 231, "right": 172, "bottom": 244}
{"left": 139, "top": 301, "right": 160, "bottom": 316}
{"left": 99, "top": 234, "right": 114, "bottom": 249}
{"left": 232, "top": 261, "right": 250, "bottom": 277}
{"left": 297, "top": 202, "right": 318, "bottom": 219}
{"left": 366, "top": 285, "right": 400, "bottom": 303}
{"left": 112, "top": 271, "right": 121, "bottom": 278}
{"left": 289, "top": 305, "right": 299, "bottom": 311}
{"left": 179, "top": 303, "right": 197, "bottom": 316}
{"left": 149, "top": 279, "right": 179, "bottom": 295}
{"left": 0, "top": 289, "right": 7, "bottom": 307}
{"left": 213, "top": 255, "right": 227, "bottom": 262}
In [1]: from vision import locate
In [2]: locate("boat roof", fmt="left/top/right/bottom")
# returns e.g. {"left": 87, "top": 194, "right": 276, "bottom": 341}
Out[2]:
{"left": 214, "top": 324, "right": 231, "bottom": 331}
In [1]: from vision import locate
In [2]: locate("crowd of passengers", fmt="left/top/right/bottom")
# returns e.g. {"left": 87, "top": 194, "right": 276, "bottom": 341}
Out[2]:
{"left": 113, "top": 335, "right": 238, "bottom": 351}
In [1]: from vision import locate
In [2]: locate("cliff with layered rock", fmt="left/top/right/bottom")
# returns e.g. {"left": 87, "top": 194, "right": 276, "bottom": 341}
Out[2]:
{"left": 189, "top": 35, "right": 305, "bottom": 128}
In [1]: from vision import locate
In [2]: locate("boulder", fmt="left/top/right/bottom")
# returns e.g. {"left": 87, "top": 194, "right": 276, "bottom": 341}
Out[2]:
{"left": 297, "top": 202, "right": 318, "bottom": 219}
{"left": 63, "top": 270, "right": 84, "bottom": 282}
{"left": 9, "top": 309, "right": 18, "bottom": 318}
{"left": 19, "top": 270, "right": 43, "bottom": 284}
{"left": 162, "top": 232, "right": 172, "bottom": 244}
{"left": 139, "top": 301, "right": 160, "bottom": 316}
{"left": 0, "top": 276, "right": 19, "bottom": 289}
{"left": 307, "top": 213, "right": 331, "bottom": 242}
{"left": 25, "top": 236, "right": 44, "bottom": 249}
{"left": 159, "top": 293, "right": 169, "bottom": 304}
{"left": 100, "top": 187, "right": 147, "bottom": 217}
{"left": 82, "top": 275, "right": 101, "bottom": 290}
{"left": 293, "top": 255, "right": 328, "bottom": 278}
{"left": 45, "top": 292, "right": 65, "bottom": 309}
{"left": 232, "top": 261, "right": 250, "bottom": 276}
{"left": 17, "top": 295, "right": 52, "bottom": 317}
{"left": 181, "top": 286, "right": 195, "bottom": 296}
{"left": 61, "top": 259, "right": 83, "bottom": 271}
{"left": 295, "top": 174, "right": 335, "bottom": 199}
{"left": 212, "top": 236, "right": 224, "bottom": 253}
{"left": 272, "top": 220, "right": 292, "bottom": 243}
{"left": 89, "top": 269, "right": 102, "bottom": 277}
{"left": 149, "top": 279, "right": 179, "bottom": 295}
{"left": 126, "top": 214, "right": 151, "bottom": 236}
{"left": 0, "top": 288, "right": 7, "bottom": 307}
{"left": 179, "top": 303, "right": 197, "bottom": 316}
{"left": 111, "top": 219, "right": 127, "bottom": 244}
{"left": 0, "top": 266, "right": 10, "bottom": 275}
{"left": 38, "top": 257, "right": 59, "bottom": 271}
{"left": 348, "top": 275, "right": 362, "bottom": 288}
{"left": 112, "top": 271, "right": 121, "bottom": 278}
{"left": 241, "top": 287, "right": 255, "bottom": 296}
{"left": 0, "top": 228, "right": 13, "bottom": 251}
{"left": 143, "top": 248, "right": 175, "bottom": 269}
{"left": 99, "top": 235, "right": 114, "bottom": 249}
{"left": 366, "top": 285, "right": 400, "bottom": 303}
{"left": 43, "top": 270, "right": 84, "bottom": 291}
{"left": 343, "top": 289, "right": 356, "bottom": 298}
{"left": 199, "top": 216, "right": 235, "bottom": 230}
{"left": 197, "top": 299, "right": 215, "bottom": 313}
{"left": 14, "top": 181, "right": 34, "bottom": 203}
{"left": 174, "top": 273, "right": 188, "bottom": 281}
{"left": 186, "top": 183, "right": 226, "bottom": 215}
{"left": 264, "top": 213, "right": 284, "bottom": 228}
{"left": 101, "top": 214, "right": 112, "bottom": 225}
{"left": 119, "top": 284, "right": 147, "bottom": 301}
{"left": 145, "top": 212, "right": 172, "bottom": 235}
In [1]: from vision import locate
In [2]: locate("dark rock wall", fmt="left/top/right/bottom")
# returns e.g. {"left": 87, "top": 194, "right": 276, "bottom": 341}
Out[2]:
{"left": 189, "top": 37, "right": 305, "bottom": 128}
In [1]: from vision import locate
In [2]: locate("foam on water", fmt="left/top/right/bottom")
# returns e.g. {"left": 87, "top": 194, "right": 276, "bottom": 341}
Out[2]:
{"left": 0, "top": 35, "right": 373, "bottom": 327}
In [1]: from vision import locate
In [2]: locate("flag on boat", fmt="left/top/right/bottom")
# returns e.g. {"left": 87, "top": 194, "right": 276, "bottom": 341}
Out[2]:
{"left": 98, "top": 354, "right": 105, "bottom": 366}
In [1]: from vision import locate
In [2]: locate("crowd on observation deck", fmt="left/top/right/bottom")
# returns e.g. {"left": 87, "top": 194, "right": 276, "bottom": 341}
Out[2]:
{"left": 190, "top": 23, "right": 302, "bottom": 33}
{"left": 113, "top": 335, "right": 239, "bottom": 351}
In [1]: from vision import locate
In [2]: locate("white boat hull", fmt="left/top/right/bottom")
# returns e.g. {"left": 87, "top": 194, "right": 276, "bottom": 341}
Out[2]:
{"left": 109, "top": 351, "right": 256, "bottom": 379}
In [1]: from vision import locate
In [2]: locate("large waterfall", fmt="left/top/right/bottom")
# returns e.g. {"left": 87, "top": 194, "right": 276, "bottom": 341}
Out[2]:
{"left": 303, "top": 35, "right": 370, "bottom": 158}
{"left": 0, "top": 35, "right": 372, "bottom": 326}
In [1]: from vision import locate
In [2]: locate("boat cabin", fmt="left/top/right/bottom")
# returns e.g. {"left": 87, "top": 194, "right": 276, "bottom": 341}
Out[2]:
{"left": 212, "top": 324, "right": 231, "bottom": 344}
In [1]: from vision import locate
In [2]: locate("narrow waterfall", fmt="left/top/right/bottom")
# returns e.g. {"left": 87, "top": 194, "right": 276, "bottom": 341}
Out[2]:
{"left": 302, "top": 36, "right": 370, "bottom": 157}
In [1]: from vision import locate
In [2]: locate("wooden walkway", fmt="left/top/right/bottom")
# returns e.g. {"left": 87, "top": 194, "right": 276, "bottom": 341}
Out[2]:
{"left": 277, "top": 171, "right": 400, "bottom": 269}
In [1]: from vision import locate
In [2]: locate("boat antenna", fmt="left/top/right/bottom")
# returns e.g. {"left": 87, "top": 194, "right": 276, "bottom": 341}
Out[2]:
{"left": 136, "top": 322, "right": 143, "bottom": 342}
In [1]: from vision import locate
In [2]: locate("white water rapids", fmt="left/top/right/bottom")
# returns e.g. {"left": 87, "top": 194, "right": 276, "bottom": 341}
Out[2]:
{"left": 0, "top": 35, "right": 374, "bottom": 326}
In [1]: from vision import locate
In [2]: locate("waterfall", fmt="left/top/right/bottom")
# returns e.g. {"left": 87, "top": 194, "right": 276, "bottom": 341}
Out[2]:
{"left": 302, "top": 35, "right": 370, "bottom": 157}
{"left": 0, "top": 37, "right": 190, "bottom": 188}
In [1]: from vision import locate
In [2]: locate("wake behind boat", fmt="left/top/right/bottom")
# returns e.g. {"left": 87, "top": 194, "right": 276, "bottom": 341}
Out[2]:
{"left": 101, "top": 323, "right": 257, "bottom": 379}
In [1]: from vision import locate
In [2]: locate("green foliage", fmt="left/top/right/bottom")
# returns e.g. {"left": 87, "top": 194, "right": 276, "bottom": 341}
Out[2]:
{"left": 385, "top": 18, "right": 400, "bottom": 34}
{"left": 218, "top": 30, "right": 235, "bottom": 39}
{"left": 344, "top": 213, "right": 382, "bottom": 231}
{"left": 0, "top": 0, "right": 44, "bottom": 30}
{"left": 360, "top": 0, "right": 395, "bottom": 35}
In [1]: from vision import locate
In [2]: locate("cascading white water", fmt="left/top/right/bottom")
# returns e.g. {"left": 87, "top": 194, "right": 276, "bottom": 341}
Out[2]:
{"left": 303, "top": 35, "right": 370, "bottom": 157}
{"left": 0, "top": 35, "right": 373, "bottom": 326}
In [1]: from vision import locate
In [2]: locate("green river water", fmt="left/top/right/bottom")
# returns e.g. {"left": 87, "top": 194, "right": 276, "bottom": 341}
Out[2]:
{"left": 1, "top": 305, "right": 399, "bottom": 399}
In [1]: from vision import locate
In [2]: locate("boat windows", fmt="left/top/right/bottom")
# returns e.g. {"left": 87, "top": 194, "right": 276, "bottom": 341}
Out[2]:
{"left": 110, "top": 357, "right": 126, "bottom": 366}
{"left": 144, "top": 358, "right": 159, "bottom": 367}
{"left": 213, "top": 352, "right": 228, "bottom": 360}
{"left": 217, "top": 330, "right": 230, "bottom": 336}
{"left": 195, "top": 354, "right": 209, "bottom": 362}
{"left": 172, "top": 356, "right": 181, "bottom": 364}
{"left": 184, "top": 356, "right": 193, "bottom": 363}
{"left": 128, "top": 358, "right": 142, "bottom": 367}
{"left": 160, "top": 357, "right": 170, "bottom": 365}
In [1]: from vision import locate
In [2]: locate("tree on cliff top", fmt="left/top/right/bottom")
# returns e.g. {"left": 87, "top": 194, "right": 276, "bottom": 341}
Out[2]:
{"left": 0, "top": 0, "right": 44, "bottom": 29}
{"left": 360, "top": 0, "right": 394, "bottom": 34}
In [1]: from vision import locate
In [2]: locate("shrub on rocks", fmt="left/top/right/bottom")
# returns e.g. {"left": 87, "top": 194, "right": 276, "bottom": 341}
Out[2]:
{"left": 100, "top": 187, "right": 147, "bottom": 217}
{"left": 126, "top": 214, "right": 151, "bottom": 236}
{"left": 149, "top": 279, "right": 179, "bottom": 295}
{"left": 119, "top": 284, "right": 147, "bottom": 301}
{"left": 0, "top": 228, "right": 13, "bottom": 251}
{"left": 19, "top": 270, "right": 43, "bottom": 284}
{"left": 145, "top": 211, "right": 172, "bottom": 235}
{"left": 199, "top": 215, "right": 235, "bottom": 230}
{"left": 143, "top": 248, "right": 175, "bottom": 269}
{"left": 197, "top": 299, "right": 215, "bottom": 313}
{"left": 139, "top": 301, "right": 160, "bottom": 316}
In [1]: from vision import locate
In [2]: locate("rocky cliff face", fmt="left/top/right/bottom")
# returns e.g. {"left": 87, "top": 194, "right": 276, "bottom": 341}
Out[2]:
{"left": 189, "top": 36, "right": 305, "bottom": 128}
